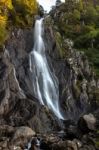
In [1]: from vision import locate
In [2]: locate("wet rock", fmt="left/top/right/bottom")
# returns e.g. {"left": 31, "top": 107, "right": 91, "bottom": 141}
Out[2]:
{"left": 78, "top": 113, "right": 96, "bottom": 133}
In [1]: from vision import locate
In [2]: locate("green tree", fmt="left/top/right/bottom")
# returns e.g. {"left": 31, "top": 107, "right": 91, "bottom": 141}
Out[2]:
{"left": 83, "top": 5, "right": 98, "bottom": 24}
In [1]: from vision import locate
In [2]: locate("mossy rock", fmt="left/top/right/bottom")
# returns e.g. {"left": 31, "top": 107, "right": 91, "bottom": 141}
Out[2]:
{"left": 54, "top": 31, "right": 68, "bottom": 58}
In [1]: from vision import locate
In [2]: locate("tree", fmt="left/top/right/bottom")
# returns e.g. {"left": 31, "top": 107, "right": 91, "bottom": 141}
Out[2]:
{"left": 83, "top": 5, "right": 98, "bottom": 24}
{"left": 0, "top": 0, "right": 38, "bottom": 46}
{"left": 12, "top": 0, "right": 38, "bottom": 15}
{"left": 11, "top": 0, "right": 38, "bottom": 26}
{"left": 65, "top": 0, "right": 80, "bottom": 12}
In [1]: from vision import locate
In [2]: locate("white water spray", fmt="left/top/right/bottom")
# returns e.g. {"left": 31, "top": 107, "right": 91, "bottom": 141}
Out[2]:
{"left": 30, "top": 18, "right": 64, "bottom": 120}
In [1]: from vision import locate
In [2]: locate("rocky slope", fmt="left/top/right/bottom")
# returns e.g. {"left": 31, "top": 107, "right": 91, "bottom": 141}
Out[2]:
{"left": 0, "top": 1, "right": 99, "bottom": 150}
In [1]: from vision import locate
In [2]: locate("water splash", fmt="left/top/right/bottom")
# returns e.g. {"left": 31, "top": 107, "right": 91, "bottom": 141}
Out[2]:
{"left": 30, "top": 18, "right": 64, "bottom": 120}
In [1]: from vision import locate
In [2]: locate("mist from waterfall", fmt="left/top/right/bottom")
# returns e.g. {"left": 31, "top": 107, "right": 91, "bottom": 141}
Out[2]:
{"left": 30, "top": 18, "right": 64, "bottom": 120}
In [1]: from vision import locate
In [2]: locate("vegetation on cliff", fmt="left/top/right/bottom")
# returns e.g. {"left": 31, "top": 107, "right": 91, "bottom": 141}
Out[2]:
{"left": 0, "top": 0, "right": 38, "bottom": 47}
{"left": 52, "top": 0, "right": 99, "bottom": 76}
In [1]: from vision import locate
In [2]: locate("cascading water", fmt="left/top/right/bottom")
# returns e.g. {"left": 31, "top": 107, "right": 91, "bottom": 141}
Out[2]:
{"left": 30, "top": 18, "right": 64, "bottom": 120}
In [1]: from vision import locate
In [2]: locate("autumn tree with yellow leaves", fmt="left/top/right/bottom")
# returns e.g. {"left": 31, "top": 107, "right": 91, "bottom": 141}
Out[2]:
{"left": 0, "top": 0, "right": 38, "bottom": 46}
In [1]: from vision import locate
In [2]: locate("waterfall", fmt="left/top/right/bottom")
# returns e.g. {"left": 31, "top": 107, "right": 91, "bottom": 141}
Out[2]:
{"left": 30, "top": 18, "right": 64, "bottom": 120}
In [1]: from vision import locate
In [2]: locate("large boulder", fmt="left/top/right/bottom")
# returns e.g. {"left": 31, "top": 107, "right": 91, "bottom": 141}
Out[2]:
{"left": 11, "top": 126, "right": 35, "bottom": 148}
{"left": 78, "top": 113, "right": 96, "bottom": 133}
{"left": 13, "top": 126, "right": 35, "bottom": 139}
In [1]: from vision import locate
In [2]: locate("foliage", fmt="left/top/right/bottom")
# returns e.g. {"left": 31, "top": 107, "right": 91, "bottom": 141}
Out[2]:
{"left": 12, "top": 0, "right": 38, "bottom": 26}
{"left": 0, "top": 0, "right": 38, "bottom": 46}
{"left": 0, "top": 0, "right": 13, "bottom": 11}
{"left": 55, "top": 0, "right": 99, "bottom": 76}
